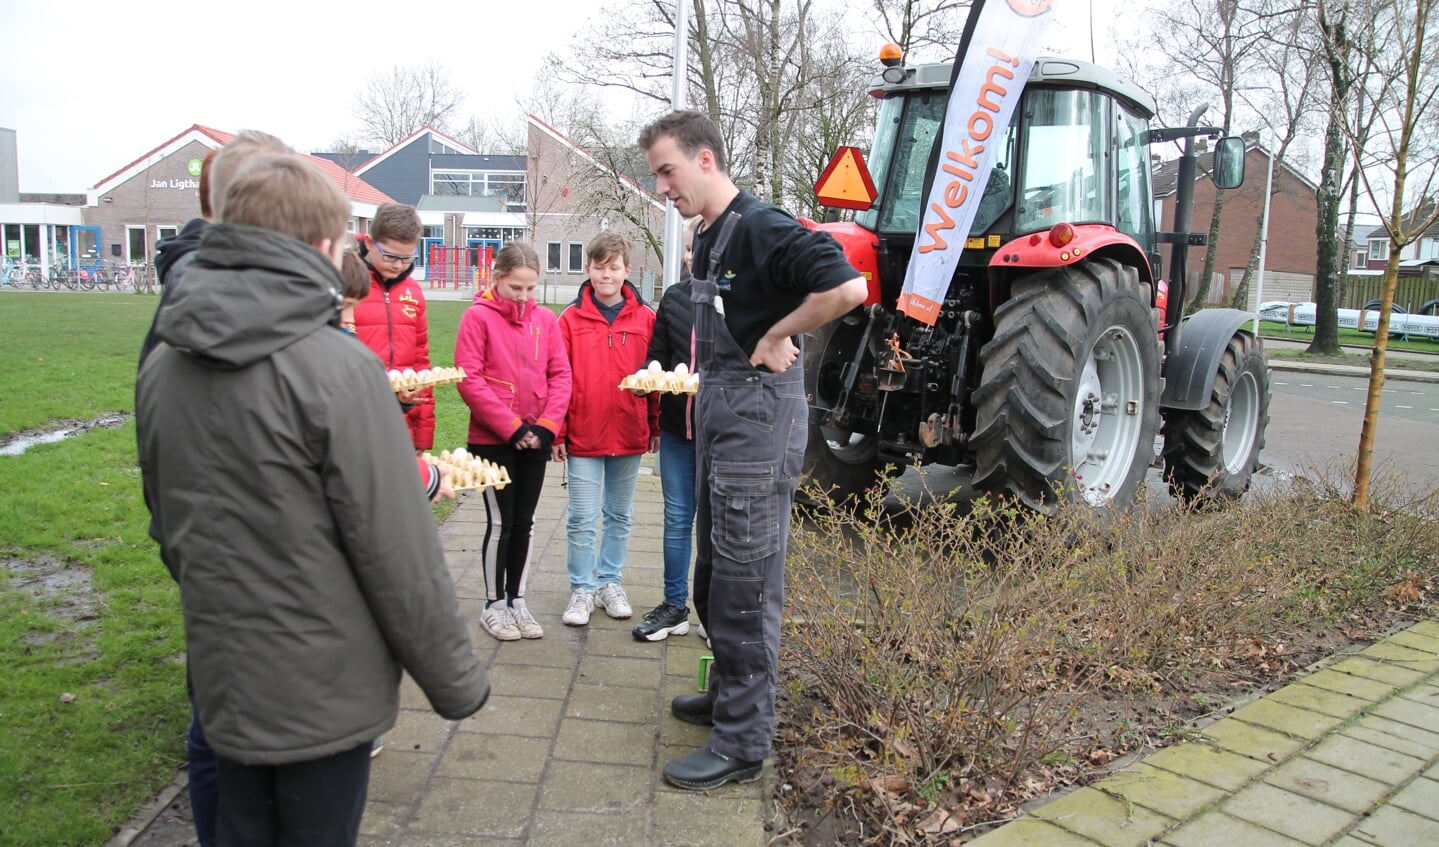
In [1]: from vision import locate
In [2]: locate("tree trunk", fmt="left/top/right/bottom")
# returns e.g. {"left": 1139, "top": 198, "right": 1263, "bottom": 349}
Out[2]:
{"left": 1353, "top": 242, "right": 1397, "bottom": 513}
{"left": 1187, "top": 192, "right": 1226, "bottom": 313}
{"left": 1310, "top": 98, "right": 1346, "bottom": 356}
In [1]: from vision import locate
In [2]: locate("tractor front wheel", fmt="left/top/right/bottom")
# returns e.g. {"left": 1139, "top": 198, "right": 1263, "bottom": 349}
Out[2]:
{"left": 1161, "top": 332, "right": 1269, "bottom": 503}
{"left": 972, "top": 257, "right": 1161, "bottom": 511}
{"left": 800, "top": 313, "right": 889, "bottom": 506}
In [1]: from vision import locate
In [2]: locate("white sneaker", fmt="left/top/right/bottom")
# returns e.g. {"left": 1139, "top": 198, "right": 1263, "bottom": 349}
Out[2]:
{"left": 510, "top": 599, "right": 544, "bottom": 639}
{"left": 563, "top": 590, "right": 595, "bottom": 626}
{"left": 595, "top": 584, "right": 633, "bottom": 619}
{"left": 696, "top": 621, "right": 711, "bottom": 648}
{"left": 480, "top": 604, "right": 521, "bottom": 641}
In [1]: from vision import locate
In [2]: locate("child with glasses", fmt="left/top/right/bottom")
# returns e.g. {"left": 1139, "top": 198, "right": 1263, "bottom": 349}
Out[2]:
{"left": 354, "top": 204, "right": 434, "bottom": 452}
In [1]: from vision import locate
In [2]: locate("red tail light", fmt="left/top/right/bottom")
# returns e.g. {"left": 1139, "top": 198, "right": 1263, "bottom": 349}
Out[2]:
{"left": 1047, "top": 222, "right": 1076, "bottom": 248}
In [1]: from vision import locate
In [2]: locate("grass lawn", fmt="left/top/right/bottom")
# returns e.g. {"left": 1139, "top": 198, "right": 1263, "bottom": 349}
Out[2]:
{"left": 0, "top": 292, "right": 482, "bottom": 845}
{"left": 1258, "top": 318, "right": 1439, "bottom": 355}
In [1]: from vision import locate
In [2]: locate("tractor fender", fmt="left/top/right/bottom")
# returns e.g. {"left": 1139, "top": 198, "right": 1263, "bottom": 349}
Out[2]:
{"left": 991, "top": 225, "right": 1153, "bottom": 283}
{"left": 1160, "top": 308, "right": 1257, "bottom": 410}
{"left": 989, "top": 227, "right": 1153, "bottom": 308}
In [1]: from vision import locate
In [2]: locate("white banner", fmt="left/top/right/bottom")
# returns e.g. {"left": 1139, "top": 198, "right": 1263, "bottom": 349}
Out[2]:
{"left": 899, "top": 0, "right": 1058, "bottom": 325}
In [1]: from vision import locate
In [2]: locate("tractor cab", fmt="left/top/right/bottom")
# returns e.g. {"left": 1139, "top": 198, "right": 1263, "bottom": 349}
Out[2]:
{"left": 835, "top": 57, "right": 1166, "bottom": 307}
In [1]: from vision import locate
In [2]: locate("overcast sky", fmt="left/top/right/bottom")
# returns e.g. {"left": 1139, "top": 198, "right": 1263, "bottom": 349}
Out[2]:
{"left": 1, "top": 0, "right": 1119, "bottom": 194}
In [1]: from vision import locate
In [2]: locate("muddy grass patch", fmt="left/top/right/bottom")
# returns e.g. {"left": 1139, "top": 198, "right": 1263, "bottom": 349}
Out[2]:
{"left": 0, "top": 411, "right": 130, "bottom": 456}
{"left": 6, "top": 553, "right": 103, "bottom": 662}
{"left": 773, "top": 479, "right": 1439, "bottom": 845}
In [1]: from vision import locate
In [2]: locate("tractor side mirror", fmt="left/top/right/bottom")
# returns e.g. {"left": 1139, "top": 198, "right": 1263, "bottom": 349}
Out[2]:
{"left": 1212, "top": 136, "right": 1246, "bottom": 190}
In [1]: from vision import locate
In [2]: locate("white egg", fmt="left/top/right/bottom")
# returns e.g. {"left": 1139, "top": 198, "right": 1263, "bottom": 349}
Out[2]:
{"left": 648, "top": 360, "right": 663, "bottom": 373}
{"left": 674, "top": 363, "right": 689, "bottom": 376}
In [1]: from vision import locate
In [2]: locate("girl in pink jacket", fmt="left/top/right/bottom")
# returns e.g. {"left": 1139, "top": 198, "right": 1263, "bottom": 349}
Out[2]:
{"left": 454, "top": 243, "right": 572, "bottom": 642}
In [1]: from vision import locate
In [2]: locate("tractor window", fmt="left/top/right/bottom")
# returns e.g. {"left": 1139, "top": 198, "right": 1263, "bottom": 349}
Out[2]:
{"left": 1114, "top": 105, "right": 1153, "bottom": 246}
{"left": 1016, "top": 89, "right": 1112, "bottom": 232}
{"left": 859, "top": 91, "right": 1014, "bottom": 237}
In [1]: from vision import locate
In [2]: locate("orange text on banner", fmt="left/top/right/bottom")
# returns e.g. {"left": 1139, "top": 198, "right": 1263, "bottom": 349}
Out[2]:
{"left": 897, "top": 291, "right": 942, "bottom": 325}
{"left": 916, "top": 47, "right": 1019, "bottom": 257}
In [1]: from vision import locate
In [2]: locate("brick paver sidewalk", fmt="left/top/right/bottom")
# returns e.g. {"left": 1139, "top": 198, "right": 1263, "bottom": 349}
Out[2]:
{"left": 360, "top": 460, "right": 769, "bottom": 847}
{"left": 970, "top": 619, "right": 1439, "bottom": 847}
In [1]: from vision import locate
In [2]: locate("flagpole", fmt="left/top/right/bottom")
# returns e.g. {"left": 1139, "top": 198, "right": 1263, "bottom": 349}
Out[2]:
{"left": 661, "top": 0, "right": 689, "bottom": 293}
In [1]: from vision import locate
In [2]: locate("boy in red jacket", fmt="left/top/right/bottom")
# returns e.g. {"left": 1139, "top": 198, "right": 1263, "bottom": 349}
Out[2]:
{"left": 555, "top": 232, "right": 659, "bottom": 627}
{"left": 354, "top": 204, "right": 433, "bottom": 451}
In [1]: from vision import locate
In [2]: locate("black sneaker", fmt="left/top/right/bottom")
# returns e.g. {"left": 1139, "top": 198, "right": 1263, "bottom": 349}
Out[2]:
{"left": 632, "top": 603, "right": 691, "bottom": 642}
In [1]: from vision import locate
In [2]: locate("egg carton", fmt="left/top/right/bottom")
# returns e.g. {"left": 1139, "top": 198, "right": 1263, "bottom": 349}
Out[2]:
{"left": 388, "top": 366, "right": 467, "bottom": 393}
{"left": 421, "top": 448, "right": 511, "bottom": 492}
{"left": 619, "top": 361, "right": 699, "bottom": 395}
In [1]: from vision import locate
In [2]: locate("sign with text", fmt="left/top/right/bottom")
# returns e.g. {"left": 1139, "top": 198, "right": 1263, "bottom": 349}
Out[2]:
{"left": 898, "top": 0, "right": 1057, "bottom": 325}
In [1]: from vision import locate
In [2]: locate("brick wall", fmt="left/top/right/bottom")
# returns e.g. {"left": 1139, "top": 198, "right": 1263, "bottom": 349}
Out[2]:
{"left": 1159, "top": 148, "right": 1320, "bottom": 304}
{"left": 82, "top": 140, "right": 209, "bottom": 266}
{"left": 526, "top": 123, "right": 665, "bottom": 304}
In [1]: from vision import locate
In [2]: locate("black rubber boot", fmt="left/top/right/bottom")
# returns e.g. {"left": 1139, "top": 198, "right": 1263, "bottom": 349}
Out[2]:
{"left": 671, "top": 689, "right": 715, "bottom": 726}
{"left": 663, "top": 748, "right": 762, "bottom": 790}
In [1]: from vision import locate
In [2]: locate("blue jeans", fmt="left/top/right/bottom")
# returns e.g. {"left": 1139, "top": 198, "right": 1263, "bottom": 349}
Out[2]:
{"left": 186, "top": 675, "right": 218, "bottom": 847}
{"left": 658, "top": 431, "right": 697, "bottom": 608}
{"left": 565, "top": 454, "right": 642, "bottom": 592}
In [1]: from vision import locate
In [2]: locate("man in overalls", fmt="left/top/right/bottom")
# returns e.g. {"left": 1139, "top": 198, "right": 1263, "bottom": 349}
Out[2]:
{"left": 640, "top": 111, "right": 867, "bottom": 790}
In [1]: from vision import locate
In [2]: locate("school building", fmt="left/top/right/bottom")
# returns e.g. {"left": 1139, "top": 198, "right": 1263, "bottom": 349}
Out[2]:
{"left": 3, "top": 119, "right": 665, "bottom": 303}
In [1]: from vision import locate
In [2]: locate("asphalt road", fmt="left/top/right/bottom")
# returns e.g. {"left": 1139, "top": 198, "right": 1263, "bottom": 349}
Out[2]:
{"left": 1264, "top": 371, "right": 1439, "bottom": 494}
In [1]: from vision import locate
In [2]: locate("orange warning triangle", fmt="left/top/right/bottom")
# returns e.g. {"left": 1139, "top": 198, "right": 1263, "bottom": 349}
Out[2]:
{"left": 814, "top": 146, "right": 878, "bottom": 211}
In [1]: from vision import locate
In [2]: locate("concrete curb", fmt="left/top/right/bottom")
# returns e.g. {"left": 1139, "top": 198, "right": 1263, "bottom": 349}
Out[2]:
{"left": 105, "top": 769, "right": 188, "bottom": 847}
{"left": 968, "top": 618, "right": 1439, "bottom": 846}
{"left": 1269, "top": 359, "right": 1439, "bottom": 384}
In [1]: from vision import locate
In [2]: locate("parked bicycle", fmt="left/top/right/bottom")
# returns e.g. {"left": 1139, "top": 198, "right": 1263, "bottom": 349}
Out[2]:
{"left": 110, "top": 261, "right": 136, "bottom": 292}
{"left": 48, "top": 259, "right": 78, "bottom": 291}
{"left": 3, "top": 258, "right": 32, "bottom": 288}
{"left": 133, "top": 264, "right": 157, "bottom": 294}
{"left": 26, "top": 262, "right": 50, "bottom": 290}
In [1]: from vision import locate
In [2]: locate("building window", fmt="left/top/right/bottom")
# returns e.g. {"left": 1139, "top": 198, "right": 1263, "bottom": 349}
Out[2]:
{"left": 156, "top": 225, "right": 178, "bottom": 244}
{"left": 547, "top": 242, "right": 562, "bottom": 273}
{"left": 567, "top": 242, "right": 584, "bottom": 274}
{"left": 126, "top": 226, "right": 147, "bottom": 264}
{"left": 484, "top": 174, "right": 526, "bottom": 212}
{"left": 1353, "top": 250, "right": 1367, "bottom": 269}
{"left": 429, "top": 170, "right": 527, "bottom": 211}
{"left": 1368, "top": 239, "right": 1389, "bottom": 262}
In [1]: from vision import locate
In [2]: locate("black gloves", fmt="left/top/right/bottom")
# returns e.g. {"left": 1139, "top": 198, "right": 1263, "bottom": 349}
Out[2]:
{"left": 508, "top": 424, "right": 534, "bottom": 449}
{"left": 530, "top": 425, "right": 555, "bottom": 453}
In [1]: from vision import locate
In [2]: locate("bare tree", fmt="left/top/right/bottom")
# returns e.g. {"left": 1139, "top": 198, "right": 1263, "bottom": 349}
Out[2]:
{"left": 1144, "top": 0, "right": 1267, "bottom": 312}
{"left": 782, "top": 10, "right": 880, "bottom": 219}
{"left": 1227, "top": 0, "right": 1322, "bottom": 312}
{"left": 354, "top": 63, "right": 464, "bottom": 147}
{"left": 1310, "top": 0, "right": 1369, "bottom": 354}
{"left": 868, "top": 0, "right": 971, "bottom": 63}
{"left": 1341, "top": 0, "right": 1439, "bottom": 510}
{"left": 454, "top": 115, "right": 527, "bottom": 156}
{"left": 546, "top": 0, "right": 878, "bottom": 212}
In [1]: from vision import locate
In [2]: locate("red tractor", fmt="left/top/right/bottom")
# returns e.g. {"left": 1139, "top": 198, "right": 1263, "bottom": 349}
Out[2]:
{"left": 804, "top": 52, "right": 1271, "bottom": 510}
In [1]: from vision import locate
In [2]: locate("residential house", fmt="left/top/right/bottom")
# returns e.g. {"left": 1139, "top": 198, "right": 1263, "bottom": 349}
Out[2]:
{"left": 1152, "top": 136, "right": 1319, "bottom": 309}
{"left": 1362, "top": 203, "right": 1439, "bottom": 275}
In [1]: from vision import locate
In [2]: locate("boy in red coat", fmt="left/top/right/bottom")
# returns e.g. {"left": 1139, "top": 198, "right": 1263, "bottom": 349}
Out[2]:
{"left": 353, "top": 204, "right": 433, "bottom": 451}
{"left": 555, "top": 232, "right": 659, "bottom": 627}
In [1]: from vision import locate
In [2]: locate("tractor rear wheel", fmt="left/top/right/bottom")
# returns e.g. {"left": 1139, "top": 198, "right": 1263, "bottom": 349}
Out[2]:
{"left": 972, "top": 257, "right": 1160, "bottom": 511}
{"left": 801, "top": 313, "right": 888, "bottom": 506}
{"left": 1161, "top": 332, "right": 1269, "bottom": 503}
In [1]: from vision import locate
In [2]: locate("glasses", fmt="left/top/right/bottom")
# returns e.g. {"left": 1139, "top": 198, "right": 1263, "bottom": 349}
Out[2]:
{"left": 370, "top": 241, "right": 417, "bottom": 266}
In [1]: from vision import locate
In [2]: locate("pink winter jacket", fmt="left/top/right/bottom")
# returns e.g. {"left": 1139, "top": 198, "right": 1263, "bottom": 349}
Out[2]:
{"left": 454, "top": 289, "right": 572, "bottom": 446}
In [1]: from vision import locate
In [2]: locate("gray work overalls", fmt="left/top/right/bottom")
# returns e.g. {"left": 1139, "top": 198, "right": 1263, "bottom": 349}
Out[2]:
{"left": 691, "top": 207, "right": 808, "bottom": 762}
